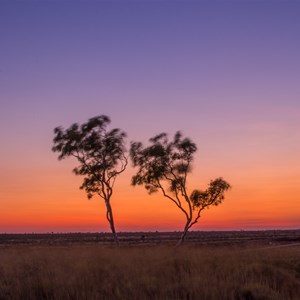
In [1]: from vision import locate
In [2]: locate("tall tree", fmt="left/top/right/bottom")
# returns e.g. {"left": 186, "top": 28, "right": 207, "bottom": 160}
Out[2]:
{"left": 130, "top": 132, "right": 231, "bottom": 246}
{"left": 52, "top": 115, "right": 127, "bottom": 246}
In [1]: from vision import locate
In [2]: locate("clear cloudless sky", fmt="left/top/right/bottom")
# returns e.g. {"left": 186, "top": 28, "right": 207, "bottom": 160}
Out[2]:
{"left": 0, "top": 0, "right": 299, "bottom": 233}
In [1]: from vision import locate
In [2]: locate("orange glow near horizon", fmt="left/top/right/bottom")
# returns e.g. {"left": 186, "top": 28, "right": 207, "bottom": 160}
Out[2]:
{"left": 1, "top": 159, "right": 299, "bottom": 233}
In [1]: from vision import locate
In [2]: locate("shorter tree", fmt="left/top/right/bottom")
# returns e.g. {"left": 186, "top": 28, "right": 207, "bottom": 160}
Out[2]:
{"left": 52, "top": 115, "right": 127, "bottom": 246}
{"left": 130, "top": 132, "right": 231, "bottom": 246}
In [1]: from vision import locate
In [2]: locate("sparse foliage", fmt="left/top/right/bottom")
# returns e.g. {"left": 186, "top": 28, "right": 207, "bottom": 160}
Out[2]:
{"left": 52, "top": 115, "right": 127, "bottom": 245}
{"left": 130, "top": 131, "right": 231, "bottom": 246}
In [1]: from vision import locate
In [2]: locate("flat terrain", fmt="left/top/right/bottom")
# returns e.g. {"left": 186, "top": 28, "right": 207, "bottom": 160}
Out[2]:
{"left": 1, "top": 230, "right": 300, "bottom": 247}
{"left": 0, "top": 231, "right": 299, "bottom": 300}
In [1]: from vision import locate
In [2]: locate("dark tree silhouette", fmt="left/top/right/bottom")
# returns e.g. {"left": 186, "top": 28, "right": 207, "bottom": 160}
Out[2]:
{"left": 130, "top": 132, "right": 231, "bottom": 246}
{"left": 52, "top": 115, "right": 127, "bottom": 246}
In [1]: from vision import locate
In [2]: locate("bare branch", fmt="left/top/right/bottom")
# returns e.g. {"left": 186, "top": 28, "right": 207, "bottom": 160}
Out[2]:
{"left": 157, "top": 180, "right": 189, "bottom": 220}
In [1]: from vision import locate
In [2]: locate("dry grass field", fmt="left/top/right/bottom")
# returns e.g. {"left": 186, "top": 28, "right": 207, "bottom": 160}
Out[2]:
{"left": 0, "top": 232, "right": 299, "bottom": 300}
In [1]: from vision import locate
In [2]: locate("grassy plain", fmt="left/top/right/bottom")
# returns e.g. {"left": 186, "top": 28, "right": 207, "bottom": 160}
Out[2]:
{"left": 0, "top": 233, "right": 299, "bottom": 300}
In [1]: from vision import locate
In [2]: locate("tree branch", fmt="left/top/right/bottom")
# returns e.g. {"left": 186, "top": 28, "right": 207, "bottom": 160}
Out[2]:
{"left": 189, "top": 189, "right": 223, "bottom": 229}
{"left": 157, "top": 180, "right": 189, "bottom": 220}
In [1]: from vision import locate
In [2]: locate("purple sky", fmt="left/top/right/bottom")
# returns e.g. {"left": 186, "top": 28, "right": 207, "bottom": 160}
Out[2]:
{"left": 1, "top": 1, "right": 300, "bottom": 232}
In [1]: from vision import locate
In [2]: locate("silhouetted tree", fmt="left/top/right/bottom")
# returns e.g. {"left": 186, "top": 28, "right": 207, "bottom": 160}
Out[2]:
{"left": 130, "top": 132, "right": 230, "bottom": 246}
{"left": 52, "top": 115, "right": 127, "bottom": 246}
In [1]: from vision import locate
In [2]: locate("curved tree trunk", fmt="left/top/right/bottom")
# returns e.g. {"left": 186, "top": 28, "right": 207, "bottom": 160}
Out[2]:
{"left": 176, "top": 219, "right": 191, "bottom": 247}
{"left": 176, "top": 195, "right": 193, "bottom": 247}
{"left": 105, "top": 200, "right": 119, "bottom": 246}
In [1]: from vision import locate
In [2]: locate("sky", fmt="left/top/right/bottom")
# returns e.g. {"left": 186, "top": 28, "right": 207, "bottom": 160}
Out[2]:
{"left": 0, "top": 0, "right": 299, "bottom": 233}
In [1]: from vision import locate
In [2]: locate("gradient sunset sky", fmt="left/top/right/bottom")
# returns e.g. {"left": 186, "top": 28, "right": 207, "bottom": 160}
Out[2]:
{"left": 1, "top": 1, "right": 299, "bottom": 233}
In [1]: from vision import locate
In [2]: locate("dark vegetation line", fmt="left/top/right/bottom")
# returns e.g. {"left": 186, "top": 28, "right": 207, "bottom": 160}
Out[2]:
{"left": 1, "top": 230, "right": 299, "bottom": 247}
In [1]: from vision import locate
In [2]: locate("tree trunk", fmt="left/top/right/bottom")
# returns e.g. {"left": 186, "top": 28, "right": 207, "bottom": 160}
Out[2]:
{"left": 106, "top": 201, "right": 119, "bottom": 246}
{"left": 176, "top": 219, "right": 190, "bottom": 247}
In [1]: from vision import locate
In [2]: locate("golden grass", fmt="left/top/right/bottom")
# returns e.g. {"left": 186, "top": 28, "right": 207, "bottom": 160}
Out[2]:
{"left": 0, "top": 245, "right": 299, "bottom": 299}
